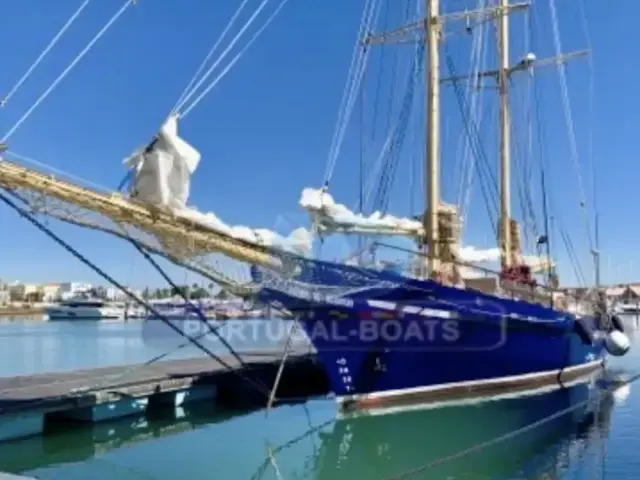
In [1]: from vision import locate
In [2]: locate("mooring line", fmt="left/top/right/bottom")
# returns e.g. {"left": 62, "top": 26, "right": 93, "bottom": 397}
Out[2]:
{"left": 1, "top": 186, "right": 316, "bottom": 418}
{"left": 128, "top": 239, "right": 265, "bottom": 381}
{"left": 249, "top": 417, "right": 335, "bottom": 480}
{"left": 266, "top": 321, "right": 299, "bottom": 413}
{"left": 266, "top": 441, "right": 285, "bottom": 480}
{"left": 0, "top": 189, "right": 273, "bottom": 402}
{"left": 254, "top": 369, "right": 633, "bottom": 480}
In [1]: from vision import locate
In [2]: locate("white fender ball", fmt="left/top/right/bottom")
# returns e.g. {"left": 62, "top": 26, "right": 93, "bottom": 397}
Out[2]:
{"left": 605, "top": 330, "right": 631, "bottom": 357}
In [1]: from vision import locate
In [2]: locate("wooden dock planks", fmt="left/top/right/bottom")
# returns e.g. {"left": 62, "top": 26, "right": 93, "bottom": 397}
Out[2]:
{"left": 0, "top": 345, "right": 318, "bottom": 416}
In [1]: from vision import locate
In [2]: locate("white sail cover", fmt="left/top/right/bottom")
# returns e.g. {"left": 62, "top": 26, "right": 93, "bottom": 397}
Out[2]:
{"left": 299, "top": 186, "right": 554, "bottom": 267}
{"left": 300, "top": 186, "right": 423, "bottom": 235}
{"left": 124, "top": 116, "right": 312, "bottom": 254}
{"left": 125, "top": 115, "right": 199, "bottom": 210}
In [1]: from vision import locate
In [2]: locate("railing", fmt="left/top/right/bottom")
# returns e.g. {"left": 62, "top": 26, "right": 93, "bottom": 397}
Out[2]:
{"left": 371, "top": 241, "right": 601, "bottom": 313}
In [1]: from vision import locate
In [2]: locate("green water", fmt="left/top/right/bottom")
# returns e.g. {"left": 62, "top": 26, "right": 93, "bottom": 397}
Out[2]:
{"left": 0, "top": 317, "right": 639, "bottom": 479}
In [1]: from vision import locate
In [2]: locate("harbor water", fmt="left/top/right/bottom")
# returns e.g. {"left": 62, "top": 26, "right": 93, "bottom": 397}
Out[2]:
{"left": 0, "top": 315, "right": 639, "bottom": 479}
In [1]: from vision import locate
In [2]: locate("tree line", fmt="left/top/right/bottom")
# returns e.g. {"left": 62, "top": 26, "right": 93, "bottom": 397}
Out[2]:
{"left": 91, "top": 283, "right": 230, "bottom": 301}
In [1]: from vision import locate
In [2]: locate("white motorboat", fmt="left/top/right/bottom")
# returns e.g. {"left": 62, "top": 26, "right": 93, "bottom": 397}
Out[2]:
{"left": 617, "top": 302, "right": 640, "bottom": 314}
{"left": 46, "top": 297, "right": 124, "bottom": 320}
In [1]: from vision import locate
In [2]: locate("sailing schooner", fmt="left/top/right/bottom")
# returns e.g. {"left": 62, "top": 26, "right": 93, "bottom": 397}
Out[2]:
{"left": 250, "top": 0, "right": 631, "bottom": 412}
{"left": 0, "top": 0, "right": 631, "bottom": 414}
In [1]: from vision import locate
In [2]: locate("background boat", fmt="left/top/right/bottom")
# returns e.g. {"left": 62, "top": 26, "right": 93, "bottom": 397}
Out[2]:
{"left": 46, "top": 297, "right": 124, "bottom": 321}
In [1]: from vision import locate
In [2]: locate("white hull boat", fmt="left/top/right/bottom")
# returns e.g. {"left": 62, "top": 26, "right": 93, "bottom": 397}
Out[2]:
{"left": 46, "top": 298, "right": 124, "bottom": 320}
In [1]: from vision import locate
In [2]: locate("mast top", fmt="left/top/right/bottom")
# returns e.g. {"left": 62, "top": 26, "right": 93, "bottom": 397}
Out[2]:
{"left": 356, "top": 0, "right": 588, "bottom": 285}
{"left": 362, "top": 2, "right": 530, "bottom": 46}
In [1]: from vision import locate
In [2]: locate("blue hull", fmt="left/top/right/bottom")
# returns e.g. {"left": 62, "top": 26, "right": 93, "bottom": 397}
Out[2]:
{"left": 310, "top": 318, "right": 604, "bottom": 402}
{"left": 251, "top": 261, "right": 609, "bottom": 404}
{"left": 261, "top": 287, "right": 605, "bottom": 399}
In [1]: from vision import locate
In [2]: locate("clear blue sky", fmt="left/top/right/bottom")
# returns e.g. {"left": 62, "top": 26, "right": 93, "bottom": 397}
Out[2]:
{"left": 0, "top": 0, "right": 636, "bottom": 288}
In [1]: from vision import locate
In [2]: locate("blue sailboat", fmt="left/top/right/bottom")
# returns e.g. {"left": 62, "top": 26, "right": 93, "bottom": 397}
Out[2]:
{"left": 252, "top": 257, "right": 627, "bottom": 411}
{"left": 252, "top": 0, "right": 631, "bottom": 412}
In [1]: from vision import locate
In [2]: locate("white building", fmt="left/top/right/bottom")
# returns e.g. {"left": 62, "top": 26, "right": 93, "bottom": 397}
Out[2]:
{"left": 7, "top": 282, "right": 40, "bottom": 301}
{"left": 41, "top": 283, "right": 61, "bottom": 302}
{"left": 105, "top": 287, "right": 118, "bottom": 300}
{"left": 105, "top": 286, "right": 143, "bottom": 301}
{"left": 0, "top": 280, "right": 8, "bottom": 304}
{"left": 58, "top": 282, "right": 92, "bottom": 300}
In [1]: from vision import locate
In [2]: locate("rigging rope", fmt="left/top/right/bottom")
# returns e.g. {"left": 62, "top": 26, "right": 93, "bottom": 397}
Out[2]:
{"left": 180, "top": 0, "right": 290, "bottom": 120}
{"left": 406, "top": 78, "right": 420, "bottom": 216}
{"left": 577, "top": 0, "right": 600, "bottom": 285}
{"left": 170, "top": 0, "right": 251, "bottom": 115}
{"left": 5, "top": 149, "right": 112, "bottom": 193}
{"left": 444, "top": 46, "right": 498, "bottom": 235}
{"left": 539, "top": 163, "right": 552, "bottom": 284}
{"left": 359, "top": 16, "right": 422, "bottom": 216}
{"left": 406, "top": 0, "right": 423, "bottom": 217}
{"left": 524, "top": 87, "right": 541, "bottom": 248}
{"left": 127, "top": 238, "right": 267, "bottom": 388}
{"left": 1, "top": 0, "right": 136, "bottom": 144}
{"left": 368, "top": 0, "right": 390, "bottom": 146}
{"left": 371, "top": 41, "right": 423, "bottom": 215}
{"left": 381, "top": 0, "right": 412, "bottom": 139}
{"left": 529, "top": 10, "right": 583, "bottom": 285}
{"left": 561, "top": 226, "right": 587, "bottom": 286}
{"left": 454, "top": 0, "right": 488, "bottom": 219}
{"left": 510, "top": 85, "right": 539, "bottom": 250}
{"left": 361, "top": 124, "right": 396, "bottom": 208}
{"left": 0, "top": 188, "right": 274, "bottom": 403}
{"left": 357, "top": 46, "right": 366, "bottom": 255}
{"left": 171, "top": 0, "right": 249, "bottom": 114}
{"left": 528, "top": 10, "right": 557, "bottom": 271}
{"left": 519, "top": 9, "right": 541, "bottom": 251}
{"left": 323, "top": 0, "right": 381, "bottom": 187}
{"left": 174, "top": 0, "right": 271, "bottom": 116}
{"left": 547, "top": 0, "right": 594, "bottom": 258}
{"left": 1, "top": 0, "right": 92, "bottom": 108}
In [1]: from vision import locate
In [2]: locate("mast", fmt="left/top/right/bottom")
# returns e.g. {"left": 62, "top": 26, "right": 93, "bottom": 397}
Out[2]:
{"left": 425, "top": 0, "right": 441, "bottom": 276}
{"left": 365, "top": 1, "right": 586, "bottom": 283}
{"left": 497, "top": 0, "right": 512, "bottom": 269}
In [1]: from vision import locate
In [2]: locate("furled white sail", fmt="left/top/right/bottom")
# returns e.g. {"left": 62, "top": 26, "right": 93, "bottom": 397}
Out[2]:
{"left": 124, "top": 115, "right": 312, "bottom": 255}
{"left": 299, "top": 186, "right": 554, "bottom": 268}
{"left": 125, "top": 115, "right": 200, "bottom": 209}
{"left": 300, "top": 186, "right": 423, "bottom": 235}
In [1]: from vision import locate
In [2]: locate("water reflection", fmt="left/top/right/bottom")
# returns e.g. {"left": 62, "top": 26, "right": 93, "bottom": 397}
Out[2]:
{"left": 0, "top": 403, "right": 249, "bottom": 474}
{"left": 310, "top": 378, "right": 615, "bottom": 480}
{"left": 0, "top": 374, "right": 624, "bottom": 479}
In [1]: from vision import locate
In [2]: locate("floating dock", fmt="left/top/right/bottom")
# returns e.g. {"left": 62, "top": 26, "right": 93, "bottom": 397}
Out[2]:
{"left": 0, "top": 346, "right": 329, "bottom": 443}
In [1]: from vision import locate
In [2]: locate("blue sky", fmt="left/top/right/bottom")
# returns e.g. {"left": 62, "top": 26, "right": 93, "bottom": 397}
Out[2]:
{"left": 0, "top": 0, "right": 636, "bottom": 289}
